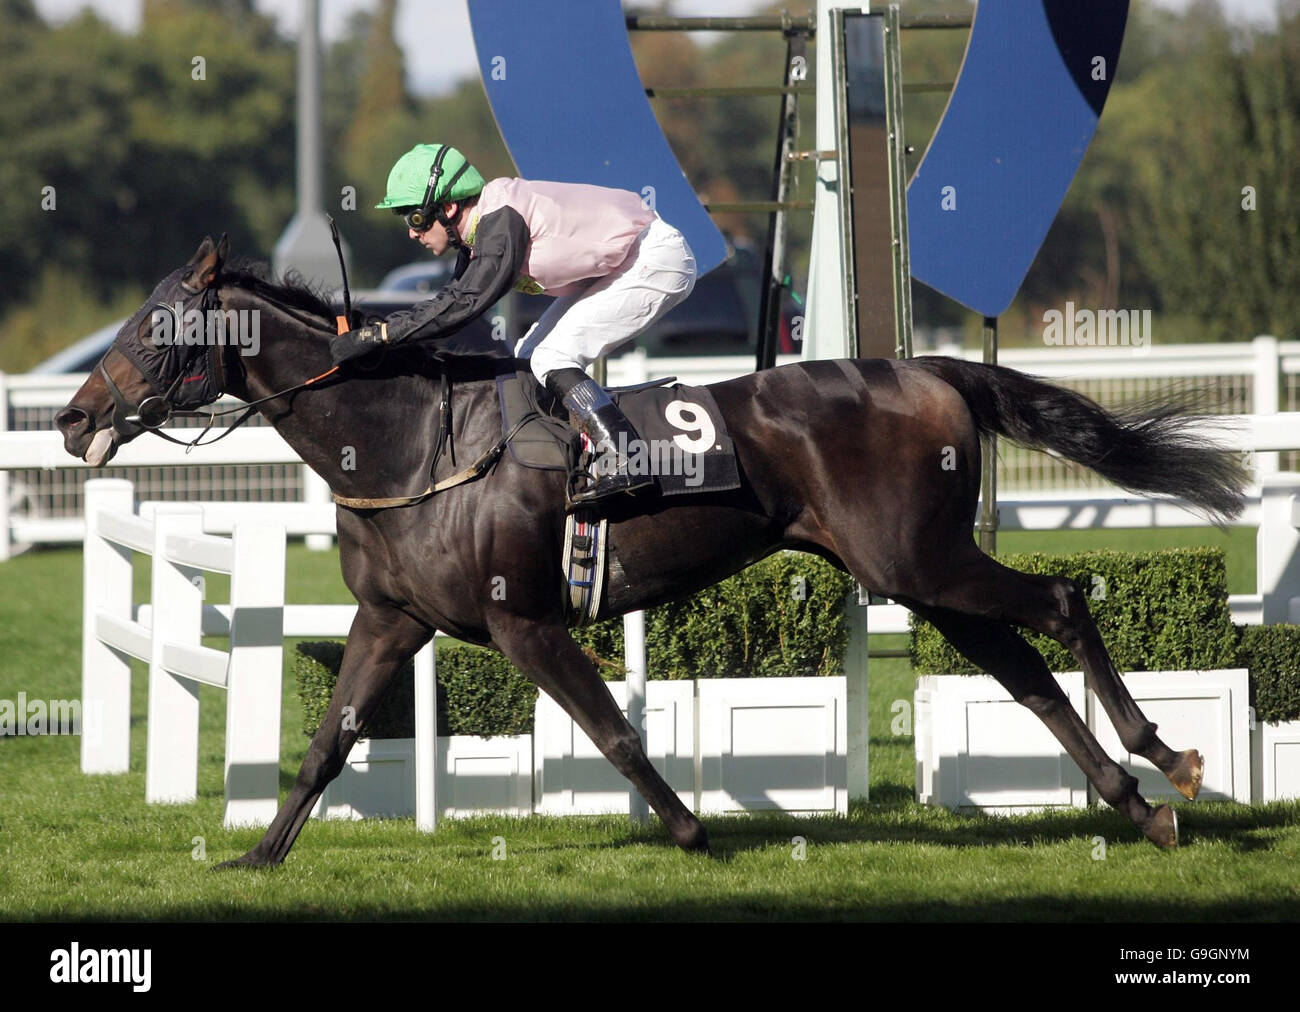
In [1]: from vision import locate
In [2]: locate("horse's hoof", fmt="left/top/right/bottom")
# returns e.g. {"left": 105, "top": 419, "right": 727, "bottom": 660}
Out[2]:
{"left": 676, "top": 823, "right": 711, "bottom": 856}
{"left": 211, "top": 852, "right": 276, "bottom": 871}
{"left": 1143, "top": 804, "right": 1179, "bottom": 849}
{"left": 1168, "top": 749, "right": 1204, "bottom": 801}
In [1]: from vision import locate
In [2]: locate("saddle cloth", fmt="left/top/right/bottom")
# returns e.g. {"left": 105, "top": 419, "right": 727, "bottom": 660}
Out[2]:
{"left": 495, "top": 368, "right": 741, "bottom": 497}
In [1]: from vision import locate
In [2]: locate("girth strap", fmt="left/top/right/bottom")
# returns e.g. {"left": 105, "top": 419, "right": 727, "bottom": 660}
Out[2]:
{"left": 331, "top": 411, "right": 541, "bottom": 510}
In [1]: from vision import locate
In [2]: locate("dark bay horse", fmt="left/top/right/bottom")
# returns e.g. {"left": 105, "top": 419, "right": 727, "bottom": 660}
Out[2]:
{"left": 56, "top": 238, "right": 1247, "bottom": 865}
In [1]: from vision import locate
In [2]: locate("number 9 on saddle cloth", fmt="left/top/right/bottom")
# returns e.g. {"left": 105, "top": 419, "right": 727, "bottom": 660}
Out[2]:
{"left": 493, "top": 366, "right": 740, "bottom": 499}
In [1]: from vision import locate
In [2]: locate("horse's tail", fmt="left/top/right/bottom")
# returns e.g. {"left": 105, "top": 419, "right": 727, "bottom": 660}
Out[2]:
{"left": 908, "top": 355, "right": 1249, "bottom": 526}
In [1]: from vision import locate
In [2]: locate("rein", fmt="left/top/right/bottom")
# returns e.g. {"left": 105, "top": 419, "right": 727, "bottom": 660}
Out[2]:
{"left": 110, "top": 261, "right": 523, "bottom": 506}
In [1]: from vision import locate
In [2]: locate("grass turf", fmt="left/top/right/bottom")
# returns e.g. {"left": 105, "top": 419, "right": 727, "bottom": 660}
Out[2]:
{"left": 1, "top": 527, "right": 1296, "bottom": 922}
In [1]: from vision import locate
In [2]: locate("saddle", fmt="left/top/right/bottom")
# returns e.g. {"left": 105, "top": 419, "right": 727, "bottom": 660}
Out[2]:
{"left": 493, "top": 366, "right": 741, "bottom": 497}
{"left": 490, "top": 365, "right": 743, "bottom": 626}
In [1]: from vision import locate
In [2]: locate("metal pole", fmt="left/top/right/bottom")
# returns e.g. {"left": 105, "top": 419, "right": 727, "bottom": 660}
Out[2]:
{"left": 756, "top": 30, "right": 806, "bottom": 372}
{"left": 297, "top": 0, "right": 321, "bottom": 215}
{"left": 883, "top": 5, "right": 913, "bottom": 359}
{"left": 272, "top": 0, "right": 346, "bottom": 287}
{"left": 978, "top": 316, "right": 999, "bottom": 554}
{"left": 645, "top": 84, "right": 815, "bottom": 98}
{"left": 899, "top": 13, "right": 973, "bottom": 30}
{"left": 627, "top": 15, "right": 818, "bottom": 32}
{"left": 830, "top": 7, "right": 860, "bottom": 358}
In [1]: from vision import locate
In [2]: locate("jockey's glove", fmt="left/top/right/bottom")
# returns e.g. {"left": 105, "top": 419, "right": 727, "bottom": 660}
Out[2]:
{"left": 330, "top": 323, "right": 390, "bottom": 365}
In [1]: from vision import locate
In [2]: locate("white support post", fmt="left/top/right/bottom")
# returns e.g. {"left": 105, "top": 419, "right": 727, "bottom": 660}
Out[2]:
{"left": 1252, "top": 335, "right": 1280, "bottom": 478}
{"left": 0, "top": 370, "right": 10, "bottom": 562}
{"left": 145, "top": 505, "right": 205, "bottom": 804}
{"left": 845, "top": 590, "right": 870, "bottom": 801}
{"left": 803, "top": 0, "right": 866, "bottom": 360}
{"left": 624, "top": 347, "right": 650, "bottom": 386}
{"left": 223, "top": 523, "right": 287, "bottom": 828}
{"left": 1257, "top": 473, "right": 1300, "bottom": 625}
{"left": 302, "top": 465, "right": 334, "bottom": 551}
{"left": 81, "top": 479, "right": 137, "bottom": 774}
{"left": 414, "top": 641, "right": 437, "bottom": 833}
{"left": 624, "top": 610, "right": 649, "bottom": 824}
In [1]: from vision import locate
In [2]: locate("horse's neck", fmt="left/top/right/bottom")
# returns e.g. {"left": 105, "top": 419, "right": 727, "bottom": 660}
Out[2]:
{"left": 224, "top": 287, "right": 464, "bottom": 500}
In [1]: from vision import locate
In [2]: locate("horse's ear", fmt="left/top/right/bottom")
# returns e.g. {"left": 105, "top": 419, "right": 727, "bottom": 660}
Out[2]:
{"left": 184, "top": 233, "right": 228, "bottom": 290}
{"left": 187, "top": 236, "right": 215, "bottom": 266}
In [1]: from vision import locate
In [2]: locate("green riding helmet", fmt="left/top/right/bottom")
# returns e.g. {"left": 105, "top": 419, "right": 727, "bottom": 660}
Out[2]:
{"left": 375, "top": 143, "right": 486, "bottom": 211}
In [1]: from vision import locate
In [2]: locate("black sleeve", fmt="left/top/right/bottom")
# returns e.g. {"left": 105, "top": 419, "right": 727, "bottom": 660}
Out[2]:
{"left": 383, "top": 206, "right": 531, "bottom": 345}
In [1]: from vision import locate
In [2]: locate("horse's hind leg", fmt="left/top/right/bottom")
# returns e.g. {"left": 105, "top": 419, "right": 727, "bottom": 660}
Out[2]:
{"left": 901, "top": 548, "right": 1202, "bottom": 802}
{"left": 900, "top": 599, "right": 1179, "bottom": 848}
{"left": 1012, "top": 570, "right": 1203, "bottom": 800}
{"left": 492, "top": 620, "right": 709, "bottom": 854}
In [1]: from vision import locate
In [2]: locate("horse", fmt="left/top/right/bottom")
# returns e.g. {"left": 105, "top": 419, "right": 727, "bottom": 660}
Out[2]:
{"left": 56, "top": 237, "right": 1247, "bottom": 866}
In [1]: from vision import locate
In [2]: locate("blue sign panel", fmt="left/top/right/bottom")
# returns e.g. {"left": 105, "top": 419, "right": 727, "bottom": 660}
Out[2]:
{"left": 467, "top": 0, "right": 729, "bottom": 275}
{"left": 907, "top": 1, "right": 1129, "bottom": 316}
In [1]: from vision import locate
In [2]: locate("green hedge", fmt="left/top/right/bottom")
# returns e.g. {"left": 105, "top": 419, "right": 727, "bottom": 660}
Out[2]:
{"left": 1237, "top": 624, "right": 1300, "bottom": 723}
{"left": 909, "top": 547, "right": 1300, "bottom": 723}
{"left": 575, "top": 551, "right": 854, "bottom": 680}
{"left": 298, "top": 548, "right": 1300, "bottom": 737}
{"left": 910, "top": 548, "right": 1238, "bottom": 675}
{"left": 296, "top": 642, "right": 537, "bottom": 740}
{"left": 296, "top": 552, "right": 854, "bottom": 739}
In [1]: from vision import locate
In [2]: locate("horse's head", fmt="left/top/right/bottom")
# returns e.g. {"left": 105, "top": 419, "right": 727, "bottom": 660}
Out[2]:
{"left": 56, "top": 235, "right": 230, "bottom": 466}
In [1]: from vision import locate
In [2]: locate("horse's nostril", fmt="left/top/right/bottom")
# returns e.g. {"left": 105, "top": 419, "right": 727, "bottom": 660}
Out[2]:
{"left": 55, "top": 406, "right": 89, "bottom": 433}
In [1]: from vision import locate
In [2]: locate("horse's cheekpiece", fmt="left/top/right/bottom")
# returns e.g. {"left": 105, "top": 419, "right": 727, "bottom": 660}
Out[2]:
{"left": 496, "top": 370, "right": 741, "bottom": 500}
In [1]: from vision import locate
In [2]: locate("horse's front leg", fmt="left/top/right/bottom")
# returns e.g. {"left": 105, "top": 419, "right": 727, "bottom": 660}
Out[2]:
{"left": 215, "top": 604, "right": 431, "bottom": 869}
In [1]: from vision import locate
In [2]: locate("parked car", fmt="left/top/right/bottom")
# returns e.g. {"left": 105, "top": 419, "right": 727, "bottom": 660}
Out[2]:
{"left": 375, "top": 260, "right": 457, "bottom": 294}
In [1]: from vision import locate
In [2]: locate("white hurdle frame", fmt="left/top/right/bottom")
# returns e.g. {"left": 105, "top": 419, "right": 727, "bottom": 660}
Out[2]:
{"left": 83, "top": 479, "right": 288, "bottom": 827}
{"left": 82, "top": 478, "right": 440, "bottom": 830}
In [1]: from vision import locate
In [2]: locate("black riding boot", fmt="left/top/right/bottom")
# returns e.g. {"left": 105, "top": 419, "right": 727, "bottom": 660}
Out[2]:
{"left": 545, "top": 367, "right": 655, "bottom": 505}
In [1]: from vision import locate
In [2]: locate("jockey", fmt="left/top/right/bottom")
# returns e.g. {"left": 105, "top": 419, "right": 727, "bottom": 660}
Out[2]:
{"left": 331, "top": 143, "right": 698, "bottom": 506}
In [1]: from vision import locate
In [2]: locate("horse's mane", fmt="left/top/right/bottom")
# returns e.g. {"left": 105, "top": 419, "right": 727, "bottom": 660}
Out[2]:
{"left": 221, "top": 256, "right": 337, "bottom": 325}
{"left": 216, "top": 254, "right": 513, "bottom": 375}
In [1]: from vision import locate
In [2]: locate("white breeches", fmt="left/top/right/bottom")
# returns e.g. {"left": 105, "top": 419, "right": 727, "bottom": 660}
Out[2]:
{"left": 516, "top": 216, "right": 698, "bottom": 384}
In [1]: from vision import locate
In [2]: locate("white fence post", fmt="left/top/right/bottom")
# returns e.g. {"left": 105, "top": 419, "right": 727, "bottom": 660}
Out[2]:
{"left": 0, "top": 371, "right": 10, "bottom": 562}
{"left": 623, "top": 348, "right": 650, "bottom": 386}
{"left": 1252, "top": 335, "right": 1280, "bottom": 477}
{"left": 223, "top": 523, "right": 287, "bottom": 827}
{"left": 624, "top": 610, "right": 649, "bottom": 824}
{"left": 81, "top": 478, "right": 136, "bottom": 774}
{"left": 414, "top": 641, "right": 437, "bottom": 832}
{"left": 145, "top": 505, "right": 205, "bottom": 804}
{"left": 302, "top": 466, "right": 334, "bottom": 551}
{"left": 1257, "top": 472, "right": 1300, "bottom": 625}
{"left": 845, "top": 590, "right": 870, "bottom": 801}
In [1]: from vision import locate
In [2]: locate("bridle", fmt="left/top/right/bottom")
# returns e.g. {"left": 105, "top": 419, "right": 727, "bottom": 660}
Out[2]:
{"left": 99, "top": 289, "right": 342, "bottom": 451}
{"left": 95, "top": 238, "right": 513, "bottom": 509}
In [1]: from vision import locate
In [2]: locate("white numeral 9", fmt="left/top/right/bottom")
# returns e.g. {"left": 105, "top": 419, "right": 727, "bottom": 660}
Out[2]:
{"left": 665, "top": 400, "right": 716, "bottom": 454}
